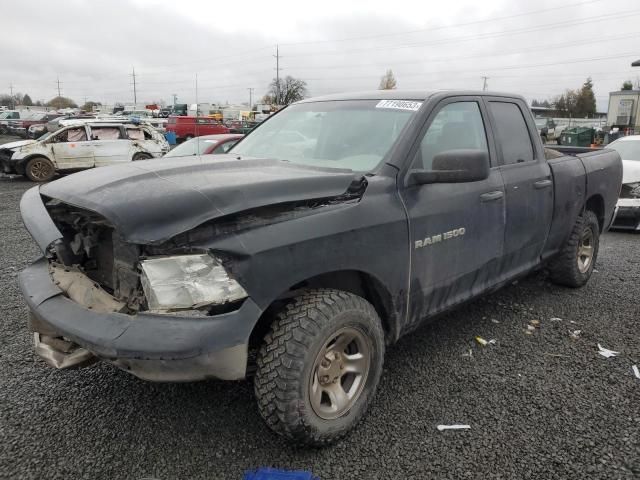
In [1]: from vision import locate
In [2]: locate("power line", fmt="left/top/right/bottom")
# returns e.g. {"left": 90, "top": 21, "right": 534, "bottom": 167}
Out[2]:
{"left": 286, "top": 31, "right": 640, "bottom": 72}
{"left": 284, "top": 10, "right": 640, "bottom": 59}
{"left": 279, "top": 0, "right": 608, "bottom": 47}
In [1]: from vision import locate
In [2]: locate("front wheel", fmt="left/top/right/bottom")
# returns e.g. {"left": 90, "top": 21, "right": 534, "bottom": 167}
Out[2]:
{"left": 548, "top": 210, "right": 600, "bottom": 288}
{"left": 25, "top": 156, "right": 55, "bottom": 182}
{"left": 132, "top": 152, "right": 153, "bottom": 161}
{"left": 254, "top": 289, "right": 385, "bottom": 446}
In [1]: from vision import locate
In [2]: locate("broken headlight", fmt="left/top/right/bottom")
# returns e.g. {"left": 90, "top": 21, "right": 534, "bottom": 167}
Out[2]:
{"left": 140, "top": 254, "right": 247, "bottom": 312}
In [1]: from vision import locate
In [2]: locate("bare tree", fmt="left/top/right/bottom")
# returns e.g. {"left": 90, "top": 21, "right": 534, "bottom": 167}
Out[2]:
{"left": 378, "top": 69, "right": 397, "bottom": 90}
{"left": 266, "top": 76, "right": 308, "bottom": 106}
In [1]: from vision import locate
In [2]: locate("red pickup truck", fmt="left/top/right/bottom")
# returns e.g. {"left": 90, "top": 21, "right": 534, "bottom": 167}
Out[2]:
{"left": 165, "top": 116, "right": 230, "bottom": 141}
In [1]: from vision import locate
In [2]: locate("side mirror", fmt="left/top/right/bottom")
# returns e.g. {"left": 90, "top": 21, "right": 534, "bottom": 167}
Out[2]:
{"left": 408, "top": 149, "right": 490, "bottom": 185}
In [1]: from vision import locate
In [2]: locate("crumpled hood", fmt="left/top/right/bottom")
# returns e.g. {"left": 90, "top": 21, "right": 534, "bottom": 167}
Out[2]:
{"left": 622, "top": 160, "right": 640, "bottom": 184}
{"left": 0, "top": 139, "right": 36, "bottom": 150}
{"left": 40, "top": 155, "right": 359, "bottom": 244}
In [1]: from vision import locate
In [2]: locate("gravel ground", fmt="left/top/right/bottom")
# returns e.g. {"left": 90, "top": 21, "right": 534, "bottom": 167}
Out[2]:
{"left": 0, "top": 144, "right": 638, "bottom": 479}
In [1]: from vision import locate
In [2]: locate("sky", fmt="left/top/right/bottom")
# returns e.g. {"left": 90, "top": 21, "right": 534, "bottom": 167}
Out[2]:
{"left": 2, "top": 0, "right": 639, "bottom": 111}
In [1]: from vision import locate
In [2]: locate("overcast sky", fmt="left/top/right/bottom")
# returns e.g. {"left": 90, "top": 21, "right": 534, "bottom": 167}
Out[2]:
{"left": 2, "top": 0, "right": 639, "bottom": 110}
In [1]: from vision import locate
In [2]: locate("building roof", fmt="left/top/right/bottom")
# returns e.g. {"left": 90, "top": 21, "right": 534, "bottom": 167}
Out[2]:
{"left": 632, "top": 59, "right": 640, "bottom": 67}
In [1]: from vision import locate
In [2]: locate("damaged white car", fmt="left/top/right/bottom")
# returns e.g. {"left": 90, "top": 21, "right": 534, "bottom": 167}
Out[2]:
{"left": 608, "top": 135, "right": 640, "bottom": 230}
{"left": 0, "top": 122, "right": 169, "bottom": 182}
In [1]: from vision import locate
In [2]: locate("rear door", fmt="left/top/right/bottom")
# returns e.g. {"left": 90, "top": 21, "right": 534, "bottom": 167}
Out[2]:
{"left": 399, "top": 97, "right": 506, "bottom": 327}
{"left": 89, "top": 126, "right": 132, "bottom": 166}
{"left": 484, "top": 98, "right": 553, "bottom": 277}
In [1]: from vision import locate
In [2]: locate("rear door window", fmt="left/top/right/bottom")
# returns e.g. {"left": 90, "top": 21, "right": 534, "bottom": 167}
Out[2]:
{"left": 127, "top": 128, "right": 145, "bottom": 140}
{"left": 488, "top": 102, "right": 534, "bottom": 165}
{"left": 90, "top": 127, "right": 123, "bottom": 140}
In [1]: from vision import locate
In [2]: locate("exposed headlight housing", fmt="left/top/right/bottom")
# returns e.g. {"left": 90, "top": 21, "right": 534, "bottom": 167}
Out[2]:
{"left": 140, "top": 254, "right": 247, "bottom": 312}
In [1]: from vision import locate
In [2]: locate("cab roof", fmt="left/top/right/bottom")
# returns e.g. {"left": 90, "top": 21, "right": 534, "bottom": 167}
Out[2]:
{"left": 296, "top": 90, "right": 525, "bottom": 103}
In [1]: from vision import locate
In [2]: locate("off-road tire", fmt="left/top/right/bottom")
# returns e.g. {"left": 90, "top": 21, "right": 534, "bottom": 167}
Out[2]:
{"left": 25, "top": 156, "right": 55, "bottom": 182}
{"left": 548, "top": 210, "right": 600, "bottom": 288}
{"left": 254, "top": 289, "right": 385, "bottom": 446}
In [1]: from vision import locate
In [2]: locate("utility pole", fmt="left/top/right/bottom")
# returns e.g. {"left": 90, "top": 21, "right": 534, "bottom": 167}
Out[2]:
{"left": 481, "top": 76, "right": 489, "bottom": 91}
{"left": 195, "top": 73, "right": 199, "bottom": 115}
{"left": 172, "top": 93, "right": 177, "bottom": 106}
{"left": 131, "top": 67, "right": 137, "bottom": 106}
{"left": 247, "top": 87, "right": 254, "bottom": 110}
{"left": 9, "top": 82, "right": 14, "bottom": 109}
{"left": 273, "top": 45, "right": 282, "bottom": 105}
{"left": 56, "top": 76, "right": 62, "bottom": 97}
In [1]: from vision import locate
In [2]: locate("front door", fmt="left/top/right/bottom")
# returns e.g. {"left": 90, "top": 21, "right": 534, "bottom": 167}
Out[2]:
{"left": 484, "top": 98, "right": 553, "bottom": 277}
{"left": 50, "top": 126, "right": 94, "bottom": 169}
{"left": 400, "top": 98, "right": 506, "bottom": 328}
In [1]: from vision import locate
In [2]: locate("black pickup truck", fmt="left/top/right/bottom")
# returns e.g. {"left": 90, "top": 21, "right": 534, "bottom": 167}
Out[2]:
{"left": 18, "top": 91, "right": 621, "bottom": 446}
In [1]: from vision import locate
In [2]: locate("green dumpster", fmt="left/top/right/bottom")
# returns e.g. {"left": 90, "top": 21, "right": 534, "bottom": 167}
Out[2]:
{"left": 560, "top": 127, "right": 595, "bottom": 147}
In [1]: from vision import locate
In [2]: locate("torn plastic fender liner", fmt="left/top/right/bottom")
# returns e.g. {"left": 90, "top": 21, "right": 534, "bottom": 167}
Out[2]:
{"left": 20, "top": 186, "right": 63, "bottom": 254}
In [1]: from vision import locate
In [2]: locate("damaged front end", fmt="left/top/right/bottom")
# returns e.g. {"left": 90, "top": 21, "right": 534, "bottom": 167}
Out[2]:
{"left": 19, "top": 170, "right": 367, "bottom": 379}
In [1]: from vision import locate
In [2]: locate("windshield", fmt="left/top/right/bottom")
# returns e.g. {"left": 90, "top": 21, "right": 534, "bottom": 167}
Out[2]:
{"left": 231, "top": 99, "right": 420, "bottom": 171}
{"left": 608, "top": 138, "right": 640, "bottom": 161}
{"left": 164, "top": 137, "right": 218, "bottom": 157}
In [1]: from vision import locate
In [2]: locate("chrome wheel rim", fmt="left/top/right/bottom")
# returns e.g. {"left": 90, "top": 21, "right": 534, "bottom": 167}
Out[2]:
{"left": 30, "top": 160, "right": 52, "bottom": 181}
{"left": 577, "top": 228, "right": 594, "bottom": 274}
{"left": 309, "top": 326, "right": 371, "bottom": 420}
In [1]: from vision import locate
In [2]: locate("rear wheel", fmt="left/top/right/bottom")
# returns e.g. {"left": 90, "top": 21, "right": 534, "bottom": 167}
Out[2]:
{"left": 254, "top": 289, "right": 385, "bottom": 446}
{"left": 25, "top": 156, "right": 55, "bottom": 182}
{"left": 132, "top": 152, "right": 153, "bottom": 161}
{"left": 548, "top": 210, "right": 600, "bottom": 287}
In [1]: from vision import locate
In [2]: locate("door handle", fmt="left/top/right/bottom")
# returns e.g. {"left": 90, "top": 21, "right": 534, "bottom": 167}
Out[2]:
{"left": 480, "top": 190, "right": 504, "bottom": 202}
{"left": 534, "top": 179, "right": 552, "bottom": 189}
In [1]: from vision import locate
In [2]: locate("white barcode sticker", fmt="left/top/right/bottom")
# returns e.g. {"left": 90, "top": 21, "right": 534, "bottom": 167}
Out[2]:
{"left": 376, "top": 100, "right": 422, "bottom": 111}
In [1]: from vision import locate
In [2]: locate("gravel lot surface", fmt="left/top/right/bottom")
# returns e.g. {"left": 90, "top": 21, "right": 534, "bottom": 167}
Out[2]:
{"left": 0, "top": 137, "right": 638, "bottom": 479}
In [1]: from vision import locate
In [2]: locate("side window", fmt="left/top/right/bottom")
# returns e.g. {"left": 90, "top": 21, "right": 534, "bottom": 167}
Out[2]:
{"left": 488, "top": 102, "right": 534, "bottom": 165}
{"left": 413, "top": 101, "right": 488, "bottom": 170}
{"left": 66, "top": 127, "right": 87, "bottom": 142}
{"left": 213, "top": 140, "right": 238, "bottom": 154}
{"left": 127, "top": 128, "right": 145, "bottom": 141}
{"left": 90, "top": 127, "right": 123, "bottom": 140}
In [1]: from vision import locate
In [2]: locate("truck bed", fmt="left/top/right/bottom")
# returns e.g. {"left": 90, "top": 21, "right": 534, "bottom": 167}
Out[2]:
{"left": 543, "top": 148, "right": 622, "bottom": 259}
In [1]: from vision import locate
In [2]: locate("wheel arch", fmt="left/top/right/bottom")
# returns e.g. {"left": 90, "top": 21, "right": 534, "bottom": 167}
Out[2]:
{"left": 248, "top": 269, "right": 400, "bottom": 356}
{"left": 19, "top": 153, "right": 55, "bottom": 176}
{"left": 585, "top": 194, "right": 605, "bottom": 232}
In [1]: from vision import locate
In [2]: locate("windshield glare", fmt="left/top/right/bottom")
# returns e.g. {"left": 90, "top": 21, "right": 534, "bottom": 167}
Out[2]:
{"left": 231, "top": 100, "right": 419, "bottom": 171}
{"left": 609, "top": 139, "right": 640, "bottom": 161}
{"left": 164, "top": 137, "right": 218, "bottom": 157}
